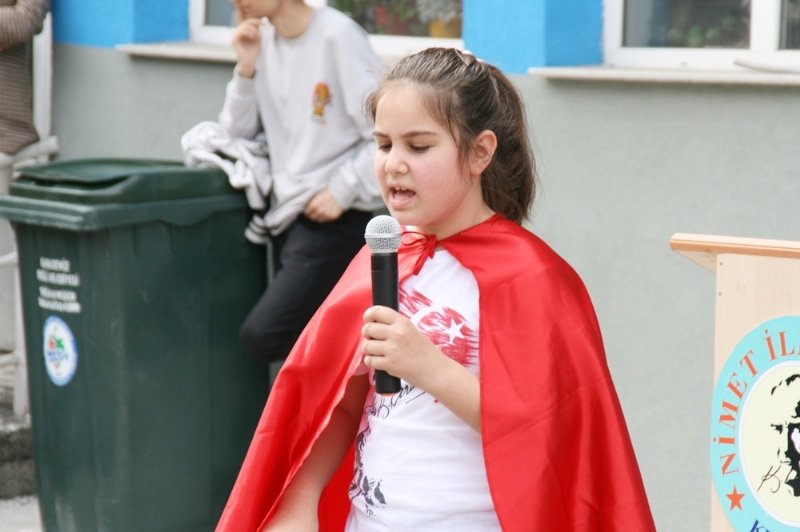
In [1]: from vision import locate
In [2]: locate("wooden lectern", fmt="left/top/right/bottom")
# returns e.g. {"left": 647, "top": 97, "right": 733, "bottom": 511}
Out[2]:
{"left": 670, "top": 233, "right": 800, "bottom": 531}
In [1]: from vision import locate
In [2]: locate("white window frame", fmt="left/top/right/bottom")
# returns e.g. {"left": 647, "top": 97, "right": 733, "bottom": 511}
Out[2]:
{"left": 189, "top": 0, "right": 463, "bottom": 59}
{"left": 604, "top": 0, "right": 800, "bottom": 71}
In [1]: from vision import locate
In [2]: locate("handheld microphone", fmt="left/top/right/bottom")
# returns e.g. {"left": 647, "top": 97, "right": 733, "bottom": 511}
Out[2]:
{"left": 364, "top": 215, "right": 402, "bottom": 395}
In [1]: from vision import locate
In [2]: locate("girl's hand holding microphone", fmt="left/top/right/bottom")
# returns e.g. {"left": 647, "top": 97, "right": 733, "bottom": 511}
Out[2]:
{"left": 362, "top": 304, "right": 482, "bottom": 431}
{"left": 361, "top": 305, "right": 441, "bottom": 391}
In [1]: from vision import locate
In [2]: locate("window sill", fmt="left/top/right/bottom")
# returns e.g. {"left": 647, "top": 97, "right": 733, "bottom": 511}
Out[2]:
{"left": 117, "top": 41, "right": 237, "bottom": 63}
{"left": 529, "top": 64, "right": 800, "bottom": 87}
{"left": 116, "top": 36, "right": 462, "bottom": 66}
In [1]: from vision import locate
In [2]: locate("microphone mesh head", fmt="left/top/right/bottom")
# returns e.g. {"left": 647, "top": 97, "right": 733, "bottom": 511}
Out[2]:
{"left": 365, "top": 215, "right": 401, "bottom": 253}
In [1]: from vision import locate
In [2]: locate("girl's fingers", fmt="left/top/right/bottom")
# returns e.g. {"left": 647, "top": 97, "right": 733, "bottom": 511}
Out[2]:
{"left": 362, "top": 322, "right": 372, "bottom": 339}
{"left": 362, "top": 321, "right": 388, "bottom": 340}
{"left": 363, "top": 305, "right": 397, "bottom": 325}
{"left": 363, "top": 354, "right": 387, "bottom": 371}
{"left": 362, "top": 339, "right": 385, "bottom": 358}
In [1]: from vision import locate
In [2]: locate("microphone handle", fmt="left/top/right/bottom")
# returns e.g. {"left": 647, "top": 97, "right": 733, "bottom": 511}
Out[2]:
{"left": 371, "top": 253, "right": 402, "bottom": 395}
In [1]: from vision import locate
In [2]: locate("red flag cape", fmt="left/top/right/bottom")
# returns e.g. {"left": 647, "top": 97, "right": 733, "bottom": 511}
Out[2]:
{"left": 217, "top": 215, "right": 655, "bottom": 531}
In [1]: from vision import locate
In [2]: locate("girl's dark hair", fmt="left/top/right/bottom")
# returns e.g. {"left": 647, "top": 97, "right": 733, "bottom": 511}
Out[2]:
{"left": 367, "top": 47, "right": 536, "bottom": 223}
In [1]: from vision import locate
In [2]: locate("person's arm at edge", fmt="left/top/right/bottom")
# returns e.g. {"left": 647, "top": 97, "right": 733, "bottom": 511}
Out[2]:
{"left": 262, "top": 373, "right": 370, "bottom": 530}
{"left": 0, "top": 0, "right": 48, "bottom": 48}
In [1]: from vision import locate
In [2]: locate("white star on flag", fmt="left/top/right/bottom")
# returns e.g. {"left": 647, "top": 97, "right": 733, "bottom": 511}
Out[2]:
{"left": 445, "top": 319, "right": 465, "bottom": 343}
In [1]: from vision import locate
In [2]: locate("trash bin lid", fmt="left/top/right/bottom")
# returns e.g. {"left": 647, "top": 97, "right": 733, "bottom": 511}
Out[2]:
{"left": 10, "top": 158, "right": 235, "bottom": 204}
{"left": 0, "top": 158, "right": 249, "bottom": 231}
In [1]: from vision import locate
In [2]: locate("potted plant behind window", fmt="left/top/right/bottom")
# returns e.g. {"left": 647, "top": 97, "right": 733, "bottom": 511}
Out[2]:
{"left": 334, "top": 0, "right": 425, "bottom": 36}
{"left": 416, "top": 0, "right": 462, "bottom": 38}
{"left": 662, "top": 0, "right": 749, "bottom": 48}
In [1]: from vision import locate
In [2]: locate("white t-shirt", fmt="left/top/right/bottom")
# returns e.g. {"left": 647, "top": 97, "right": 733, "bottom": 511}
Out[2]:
{"left": 346, "top": 249, "right": 501, "bottom": 531}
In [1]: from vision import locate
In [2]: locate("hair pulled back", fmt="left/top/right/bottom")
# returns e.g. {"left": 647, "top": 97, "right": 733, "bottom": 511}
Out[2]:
{"left": 367, "top": 47, "right": 536, "bottom": 223}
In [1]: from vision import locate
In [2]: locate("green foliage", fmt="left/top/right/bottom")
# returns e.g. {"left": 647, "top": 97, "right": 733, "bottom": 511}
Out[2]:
{"left": 664, "top": 1, "right": 749, "bottom": 48}
{"left": 416, "top": 0, "right": 462, "bottom": 23}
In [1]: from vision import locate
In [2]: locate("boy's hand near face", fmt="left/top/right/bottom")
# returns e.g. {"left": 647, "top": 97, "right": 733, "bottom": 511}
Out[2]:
{"left": 231, "top": 11, "right": 262, "bottom": 78}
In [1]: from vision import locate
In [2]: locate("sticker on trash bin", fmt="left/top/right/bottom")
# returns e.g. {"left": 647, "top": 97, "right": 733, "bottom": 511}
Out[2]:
{"left": 42, "top": 316, "right": 78, "bottom": 386}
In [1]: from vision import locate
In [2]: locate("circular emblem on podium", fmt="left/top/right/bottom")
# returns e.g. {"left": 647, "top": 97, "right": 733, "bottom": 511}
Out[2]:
{"left": 711, "top": 315, "right": 800, "bottom": 531}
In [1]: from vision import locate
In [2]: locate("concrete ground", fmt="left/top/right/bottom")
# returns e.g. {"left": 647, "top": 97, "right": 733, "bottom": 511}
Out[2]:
{"left": 1, "top": 363, "right": 40, "bottom": 532}
{"left": 0, "top": 496, "right": 42, "bottom": 532}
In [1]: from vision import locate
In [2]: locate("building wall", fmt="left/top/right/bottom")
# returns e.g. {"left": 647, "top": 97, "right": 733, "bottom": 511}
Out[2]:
{"left": 52, "top": 46, "right": 230, "bottom": 160}
{"left": 520, "top": 74, "right": 800, "bottom": 531}
{"left": 49, "top": 28, "right": 800, "bottom": 532}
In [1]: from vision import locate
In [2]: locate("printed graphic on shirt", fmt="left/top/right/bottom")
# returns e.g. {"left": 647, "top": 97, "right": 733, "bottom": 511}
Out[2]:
{"left": 312, "top": 82, "right": 331, "bottom": 122}
{"left": 403, "top": 286, "right": 477, "bottom": 369}
{"left": 348, "top": 285, "right": 478, "bottom": 517}
{"left": 349, "top": 426, "right": 386, "bottom": 517}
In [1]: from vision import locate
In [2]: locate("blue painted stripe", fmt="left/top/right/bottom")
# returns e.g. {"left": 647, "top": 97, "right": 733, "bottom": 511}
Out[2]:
{"left": 52, "top": 0, "right": 188, "bottom": 48}
{"left": 463, "top": 0, "right": 602, "bottom": 73}
{"left": 545, "top": 0, "right": 602, "bottom": 66}
{"left": 49, "top": 0, "right": 599, "bottom": 68}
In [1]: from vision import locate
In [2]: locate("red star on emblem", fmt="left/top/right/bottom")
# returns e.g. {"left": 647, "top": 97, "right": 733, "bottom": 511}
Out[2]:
{"left": 726, "top": 486, "right": 744, "bottom": 511}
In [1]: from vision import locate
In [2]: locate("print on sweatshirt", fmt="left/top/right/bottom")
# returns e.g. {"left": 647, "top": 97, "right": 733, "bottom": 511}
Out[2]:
{"left": 312, "top": 82, "right": 332, "bottom": 122}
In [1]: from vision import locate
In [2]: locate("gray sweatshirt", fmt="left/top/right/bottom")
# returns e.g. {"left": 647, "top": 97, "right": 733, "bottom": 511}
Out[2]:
{"left": 219, "top": 6, "right": 385, "bottom": 234}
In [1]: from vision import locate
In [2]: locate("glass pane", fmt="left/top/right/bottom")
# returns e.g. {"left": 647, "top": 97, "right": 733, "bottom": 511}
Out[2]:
{"left": 624, "top": 0, "right": 750, "bottom": 48}
{"left": 332, "top": 0, "right": 462, "bottom": 38}
{"left": 202, "top": 0, "right": 463, "bottom": 38}
{"left": 782, "top": 0, "right": 800, "bottom": 49}
{"left": 206, "top": 0, "right": 236, "bottom": 27}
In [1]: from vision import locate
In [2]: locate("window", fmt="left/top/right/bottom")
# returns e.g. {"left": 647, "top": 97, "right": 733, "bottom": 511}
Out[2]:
{"left": 604, "top": 0, "right": 800, "bottom": 70}
{"left": 189, "top": 0, "right": 463, "bottom": 59}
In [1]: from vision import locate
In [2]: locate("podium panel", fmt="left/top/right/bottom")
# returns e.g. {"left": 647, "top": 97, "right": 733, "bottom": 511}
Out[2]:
{"left": 671, "top": 234, "right": 800, "bottom": 532}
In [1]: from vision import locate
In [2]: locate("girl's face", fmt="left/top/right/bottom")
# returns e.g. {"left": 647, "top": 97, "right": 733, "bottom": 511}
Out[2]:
{"left": 373, "top": 84, "right": 492, "bottom": 239}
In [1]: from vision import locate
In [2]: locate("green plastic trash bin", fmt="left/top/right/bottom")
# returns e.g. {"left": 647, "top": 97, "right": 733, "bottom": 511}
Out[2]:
{"left": 0, "top": 159, "right": 270, "bottom": 531}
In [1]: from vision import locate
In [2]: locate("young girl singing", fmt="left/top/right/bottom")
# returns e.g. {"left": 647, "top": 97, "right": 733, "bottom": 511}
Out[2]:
{"left": 217, "top": 47, "right": 655, "bottom": 531}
